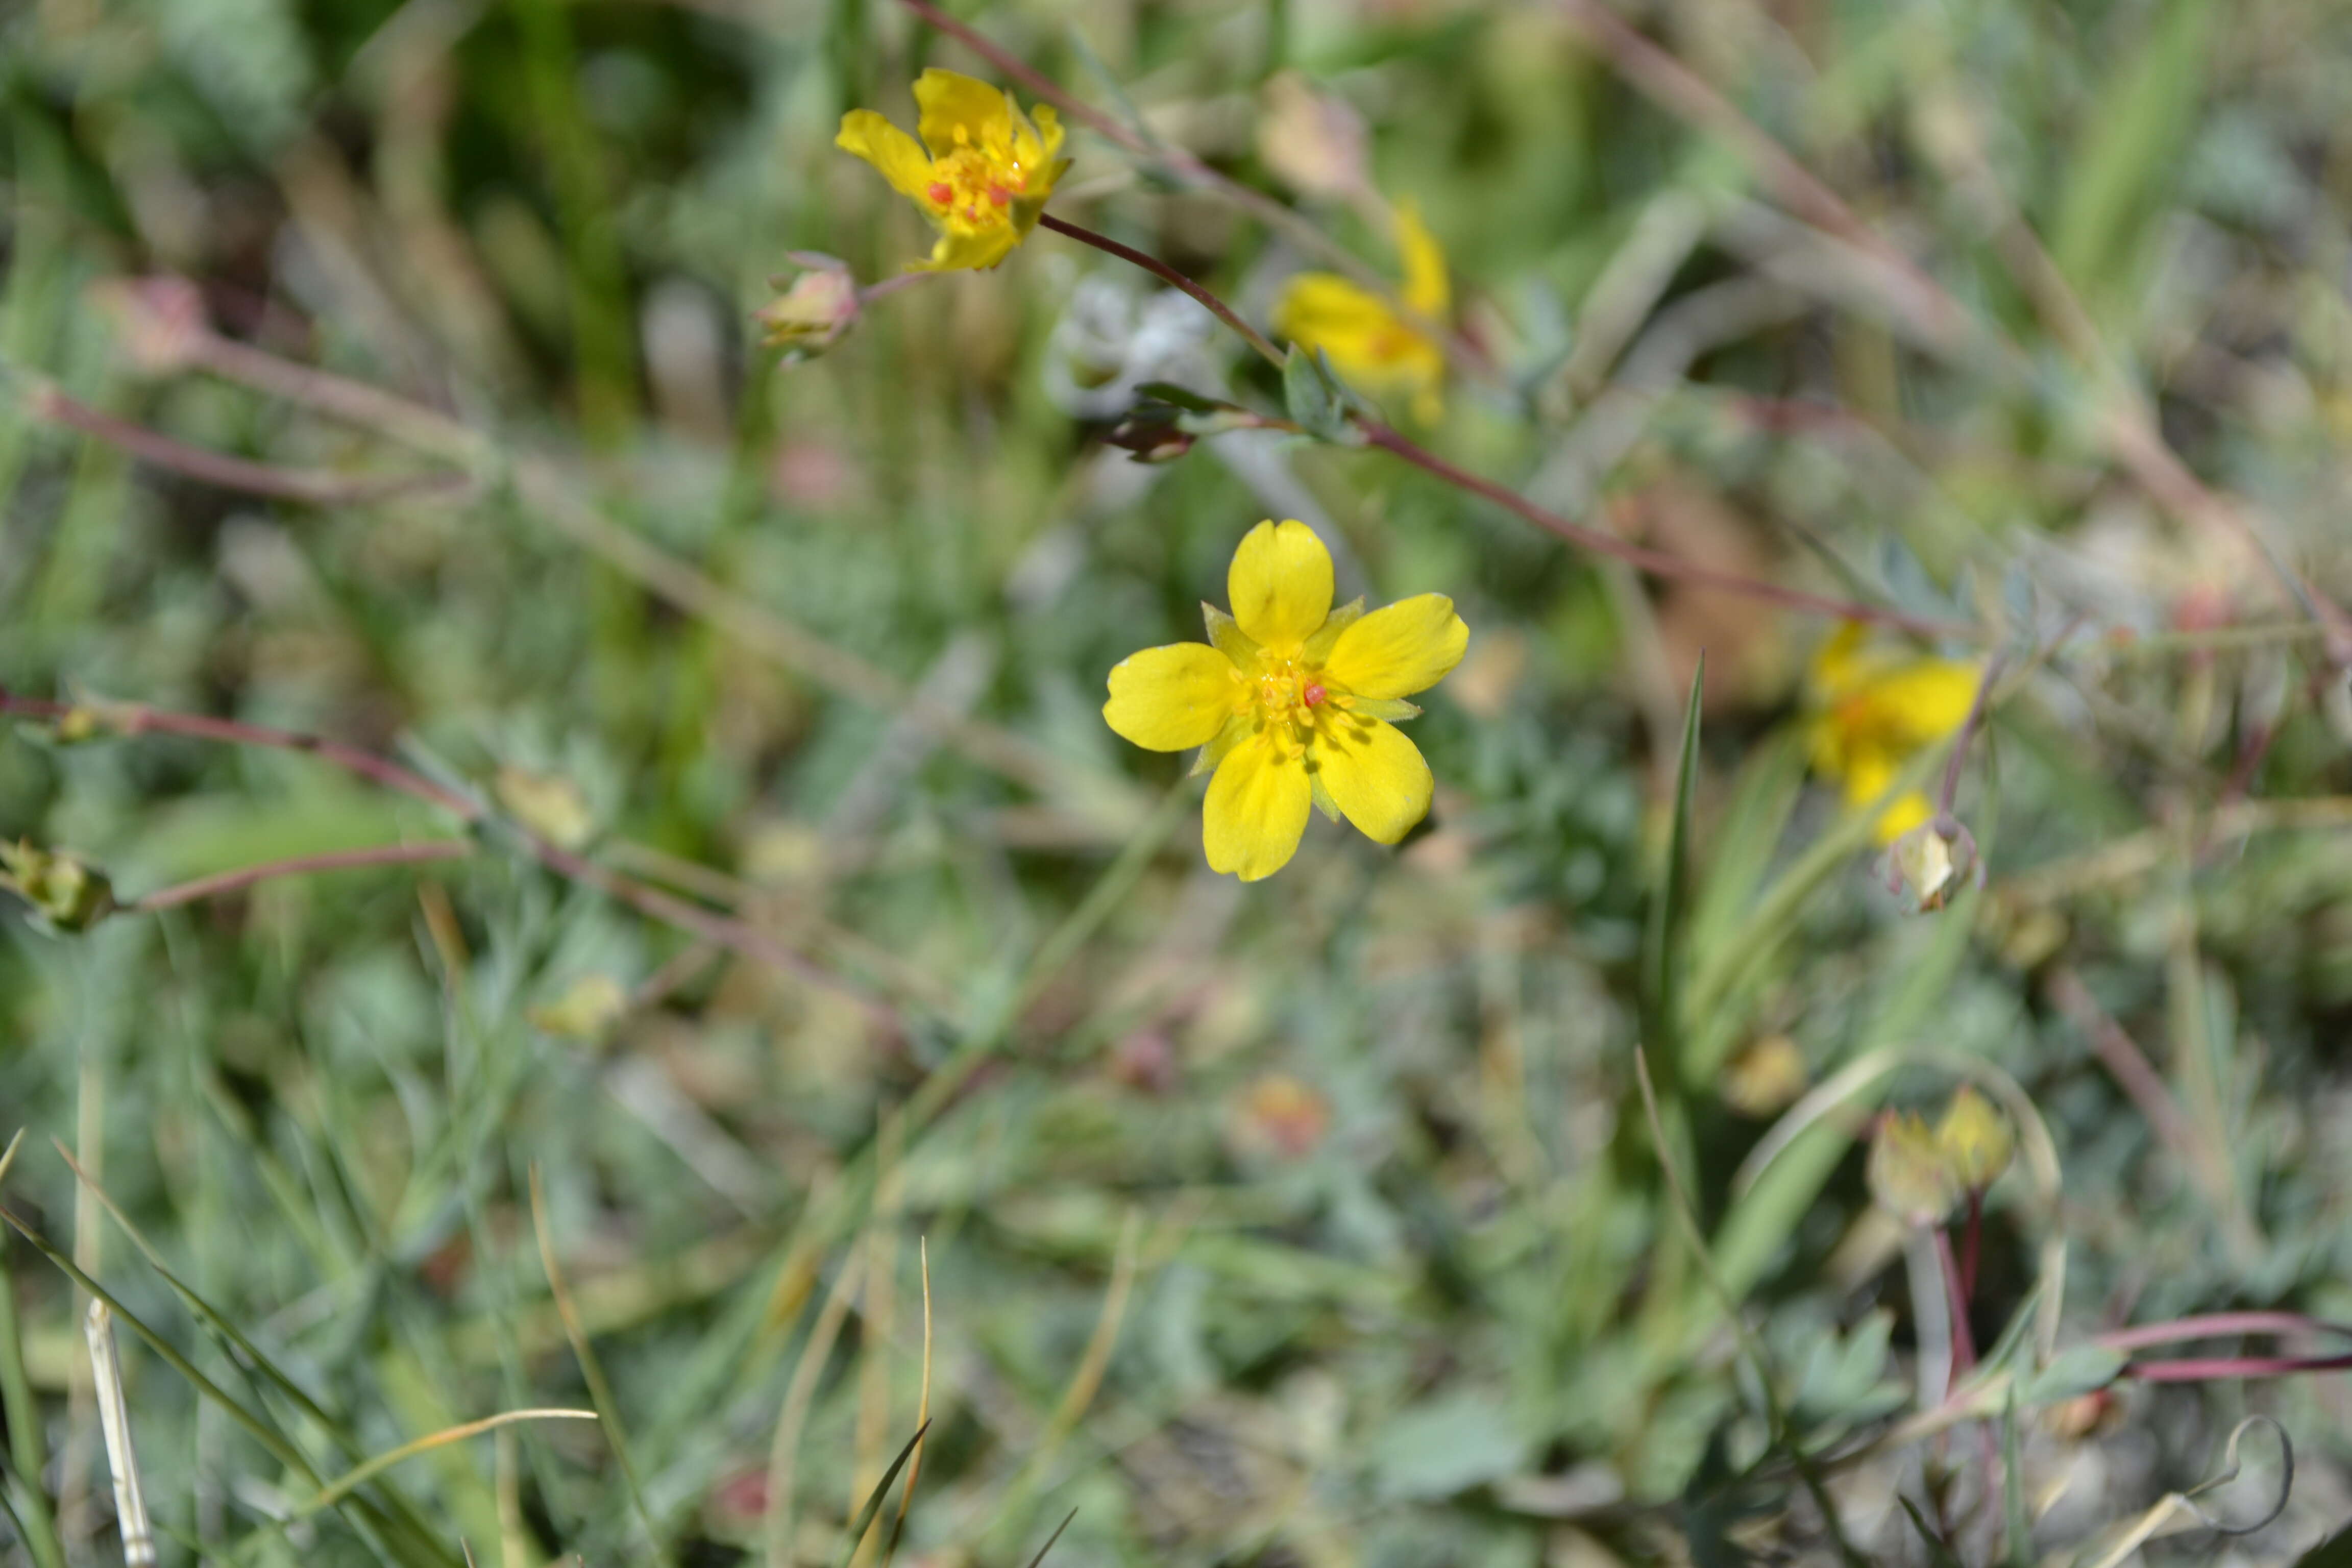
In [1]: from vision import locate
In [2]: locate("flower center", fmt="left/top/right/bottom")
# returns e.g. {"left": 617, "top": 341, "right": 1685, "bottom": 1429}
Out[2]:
{"left": 926, "top": 144, "right": 1030, "bottom": 230}
{"left": 1246, "top": 650, "right": 1338, "bottom": 740}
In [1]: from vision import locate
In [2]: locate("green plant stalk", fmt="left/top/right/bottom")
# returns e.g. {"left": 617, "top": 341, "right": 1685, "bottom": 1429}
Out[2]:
{"left": 0, "top": 1209, "right": 454, "bottom": 1568}
{"left": 0, "top": 1253, "right": 65, "bottom": 1568}
{"left": 510, "top": 0, "right": 636, "bottom": 444}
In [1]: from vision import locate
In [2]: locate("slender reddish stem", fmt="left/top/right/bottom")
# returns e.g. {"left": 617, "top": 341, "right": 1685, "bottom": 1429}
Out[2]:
{"left": 1932, "top": 1225, "right": 1977, "bottom": 1376}
{"left": 2093, "top": 1311, "right": 2352, "bottom": 1353}
{"left": 1035, "top": 213, "right": 1972, "bottom": 639}
{"left": 1359, "top": 420, "right": 1976, "bottom": 639}
{"left": 132, "top": 841, "right": 477, "bottom": 912}
{"left": 1037, "top": 214, "right": 1285, "bottom": 366}
{"left": 1959, "top": 1190, "right": 1981, "bottom": 1302}
{"left": 2124, "top": 1353, "right": 2352, "bottom": 1383}
{"left": 0, "top": 687, "right": 900, "bottom": 1026}
{"left": 23, "top": 382, "right": 472, "bottom": 507}
{"left": 1937, "top": 658, "right": 2005, "bottom": 815}
{"left": 0, "top": 689, "right": 481, "bottom": 820}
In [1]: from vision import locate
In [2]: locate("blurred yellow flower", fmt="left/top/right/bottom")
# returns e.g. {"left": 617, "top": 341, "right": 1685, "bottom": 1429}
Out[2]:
{"left": 1103, "top": 520, "right": 1467, "bottom": 881}
{"left": 1271, "top": 202, "right": 1450, "bottom": 423}
{"left": 1805, "top": 623, "right": 1980, "bottom": 844}
{"left": 836, "top": 69, "right": 1069, "bottom": 273}
{"left": 1934, "top": 1085, "right": 2013, "bottom": 1191}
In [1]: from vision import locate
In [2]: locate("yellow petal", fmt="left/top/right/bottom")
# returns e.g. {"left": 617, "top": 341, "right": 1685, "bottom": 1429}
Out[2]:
{"left": 1872, "top": 660, "right": 1981, "bottom": 746}
{"left": 1205, "top": 733, "right": 1312, "bottom": 881}
{"left": 1313, "top": 714, "right": 1432, "bottom": 845}
{"left": 1874, "top": 790, "right": 1934, "bottom": 845}
{"left": 1273, "top": 274, "right": 1394, "bottom": 353}
{"left": 1227, "top": 520, "right": 1332, "bottom": 650}
{"left": 914, "top": 68, "right": 1013, "bottom": 159}
{"left": 1809, "top": 622, "right": 1870, "bottom": 696}
{"left": 1104, "top": 643, "right": 1240, "bottom": 751}
{"left": 837, "top": 110, "right": 936, "bottom": 201}
{"left": 1394, "top": 200, "right": 1449, "bottom": 318}
{"left": 1841, "top": 747, "right": 1898, "bottom": 812}
{"left": 923, "top": 225, "right": 1020, "bottom": 273}
{"left": 1323, "top": 593, "right": 1467, "bottom": 699}
{"left": 1031, "top": 104, "right": 1065, "bottom": 166}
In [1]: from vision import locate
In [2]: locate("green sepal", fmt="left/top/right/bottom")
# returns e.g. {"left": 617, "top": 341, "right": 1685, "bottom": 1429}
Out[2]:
{"left": 1204, "top": 603, "right": 1257, "bottom": 666}
{"left": 1347, "top": 696, "right": 1420, "bottom": 722}
{"left": 1309, "top": 773, "right": 1344, "bottom": 823}
{"left": 1192, "top": 714, "right": 1252, "bottom": 777}
{"left": 1302, "top": 598, "right": 1365, "bottom": 662}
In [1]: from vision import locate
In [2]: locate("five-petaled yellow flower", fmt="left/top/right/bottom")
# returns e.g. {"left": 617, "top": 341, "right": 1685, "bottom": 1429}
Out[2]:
{"left": 1805, "top": 623, "right": 1980, "bottom": 843}
{"left": 1271, "top": 202, "right": 1450, "bottom": 423}
{"left": 837, "top": 69, "right": 1069, "bottom": 273}
{"left": 1104, "top": 521, "right": 1468, "bottom": 881}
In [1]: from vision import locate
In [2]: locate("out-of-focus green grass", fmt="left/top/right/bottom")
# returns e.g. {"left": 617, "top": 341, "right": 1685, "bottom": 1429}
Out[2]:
{"left": 4, "top": 0, "right": 2352, "bottom": 1562}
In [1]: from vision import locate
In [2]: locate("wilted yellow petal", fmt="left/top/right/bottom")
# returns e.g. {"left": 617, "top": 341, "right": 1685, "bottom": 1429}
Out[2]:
{"left": 913, "top": 68, "right": 1014, "bottom": 159}
{"left": 1395, "top": 201, "right": 1449, "bottom": 318}
{"left": 1104, "top": 643, "right": 1240, "bottom": 752}
{"left": 835, "top": 111, "right": 935, "bottom": 200}
{"left": 1228, "top": 520, "right": 1333, "bottom": 649}
{"left": 1204, "top": 735, "right": 1312, "bottom": 881}
{"left": 1324, "top": 594, "right": 1467, "bottom": 700}
{"left": 1312, "top": 714, "right": 1432, "bottom": 845}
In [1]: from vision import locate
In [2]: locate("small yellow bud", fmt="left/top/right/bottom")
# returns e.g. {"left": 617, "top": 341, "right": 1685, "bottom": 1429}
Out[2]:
{"left": 1935, "top": 1085, "right": 2014, "bottom": 1192}
{"left": 1867, "top": 1110, "right": 1960, "bottom": 1227}
{"left": 754, "top": 255, "right": 860, "bottom": 358}
{"left": 527, "top": 973, "right": 631, "bottom": 1044}
{"left": 1723, "top": 1033, "right": 1808, "bottom": 1117}
{"left": 494, "top": 765, "right": 598, "bottom": 851}
{"left": 0, "top": 841, "right": 116, "bottom": 933}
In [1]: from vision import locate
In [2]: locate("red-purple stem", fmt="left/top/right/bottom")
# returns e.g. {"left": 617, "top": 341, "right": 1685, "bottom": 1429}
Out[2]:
{"left": 0, "top": 687, "right": 899, "bottom": 1025}
{"left": 0, "top": 689, "right": 481, "bottom": 820}
{"left": 2094, "top": 1310, "right": 2352, "bottom": 1353}
{"left": 26, "top": 382, "right": 472, "bottom": 507}
{"left": 1932, "top": 1224, "right": 1977, "bottom": 1376}
{"left": 1033, "top": 214, "right": 1973, "bottom": 639}
{"left": 1037, "top": 214, "right": 1285, "bottom": 366}
{"left": 133, "top": 841, "right": 476, "bottom": 912}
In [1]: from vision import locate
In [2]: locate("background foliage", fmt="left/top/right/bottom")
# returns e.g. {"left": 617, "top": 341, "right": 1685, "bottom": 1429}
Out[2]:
{"left": 3, "top": 0, "right": 2352, "bottom": 1561}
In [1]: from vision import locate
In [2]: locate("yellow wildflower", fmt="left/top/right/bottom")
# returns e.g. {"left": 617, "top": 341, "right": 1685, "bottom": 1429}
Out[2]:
{"left": 836, "top": 69, "right": 1068, "bottom": 273}
{"left": 1805, "top": 623, "right": 1980, "bottom": 843}
{"left": 1102, "top": 520, "right": 1468, "bottom": 882}
{"left": 1271, "top": 202, "right": 1451, "bottom": 423}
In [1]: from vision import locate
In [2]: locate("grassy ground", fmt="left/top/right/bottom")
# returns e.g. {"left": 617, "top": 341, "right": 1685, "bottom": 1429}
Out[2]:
{"left": 4, "top": 0, "right": 2352, "bottom": 1562}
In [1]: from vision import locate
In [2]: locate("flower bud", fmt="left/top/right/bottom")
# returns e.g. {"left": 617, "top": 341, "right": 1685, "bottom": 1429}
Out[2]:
{"left": 1934, "top": 1085, "right": 2014, "bottom": 1192}
{"left": 1885, "top": 813, "right": 1981, "bottom": 912}
{"left": 527, "top": 973, "right": 630, "bottom": 1044}
{"left": 754, "top": 254, "right": 860, "bottom": 358}
{"left": 1106, "top": 409, "right": 1195, "bottom": 463}
{"left": 88, "top": 276, "right": 211, "bottom": 375}
{"left": 1257, "top": 73, "right": 1368, "bottom": 201}
{"left": 0, "top": 841, "right": 116, "bottom": 933}
{"left": 495, "top": 765, "right": 598, "bottom": 850}
{"left": 1867, "top": 1110, "right": 1960, "bottom": 1227}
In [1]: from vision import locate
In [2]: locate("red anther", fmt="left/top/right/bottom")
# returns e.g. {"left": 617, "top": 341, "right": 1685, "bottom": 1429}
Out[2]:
{"left": 1302, "top": 683, "right": 1327, "bottom": 707}
{"left": 987, "top": 184, "right": 1011, "bottom": 207}
{"left": 926, "top": 182, "right": 953, "bottom": 206}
